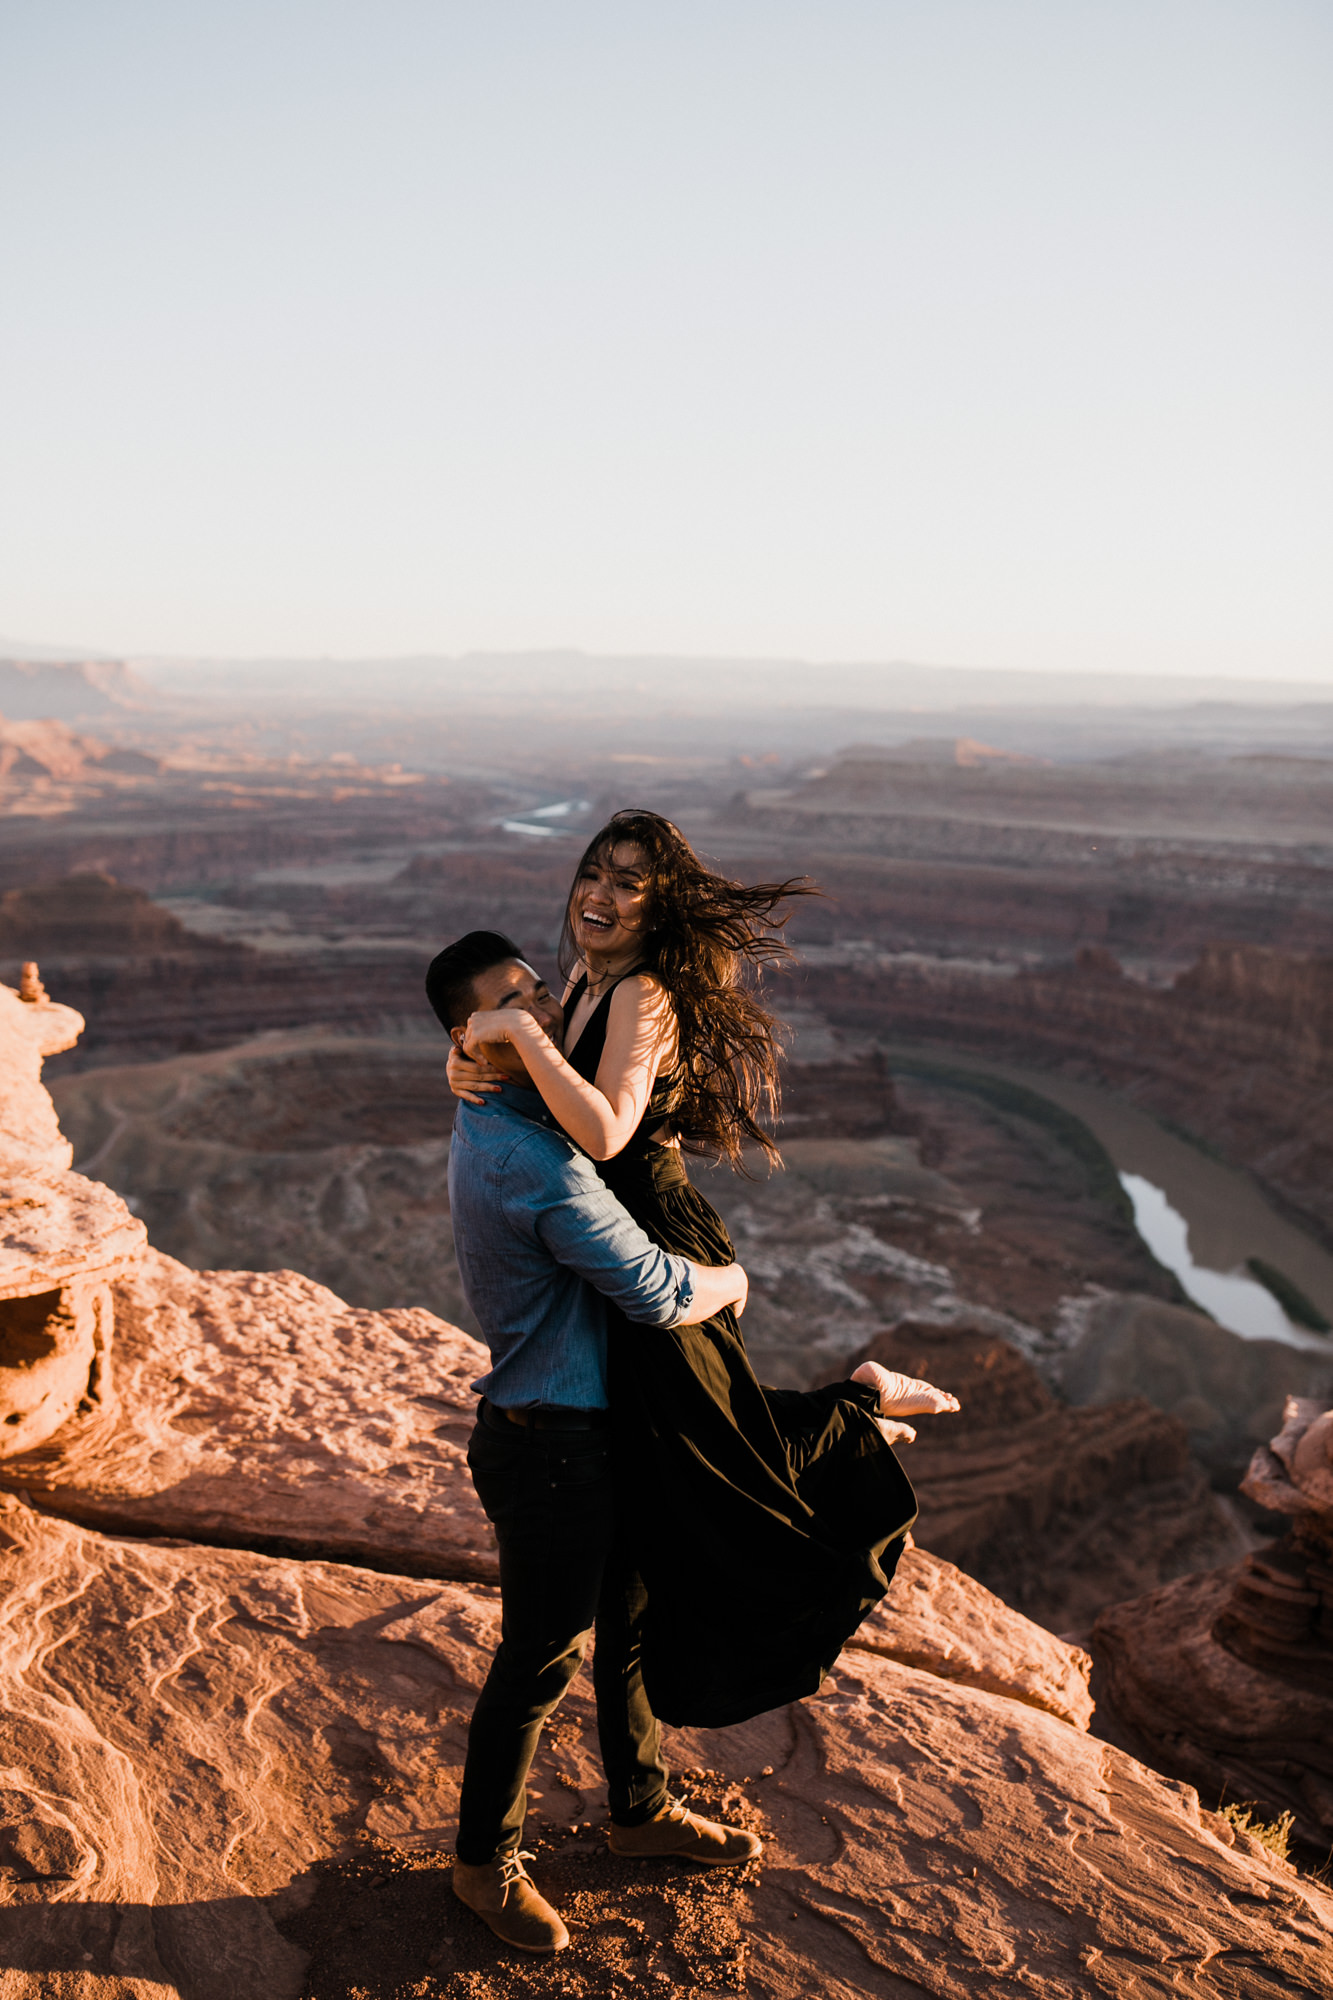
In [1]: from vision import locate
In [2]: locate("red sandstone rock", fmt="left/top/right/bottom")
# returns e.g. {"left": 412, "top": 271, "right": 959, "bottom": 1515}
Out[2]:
{"left": 0, "top": 872, "right": 222, "bottom": 958}
{"left": 0, "top": 716, "right": 121, "bottom": 783}
{"left": 0, "top": 1492, "right": 476, "bottom": 1996}
{"left": 782, "top": 847, "right": 1333, "bottom": 961}
{"left": 850, "top": 1542, "right": 1095, "bottom": 1730}
{"left": 1, "top": 981, "right": 147, "bottom": 1459}
{"left": 715, "top": 1660, "right": 1333, "bottom": 2000}
{"left": 0, "top": 1153, "right": 145, "bottom": 1473}
{"left": 3, "top": 1497, "right": 1322, "bottom": 1997}
{"left": 0, "top": 990, "right": 149, "bottom": 1458}
{"left": 0, "top": 1167, "right": 145, "bottom": 1304}
{"left": 0, "top": 977, "right": 85, "bottom": 1170}
{"left": 1095, "top": 1563, "right": 1333, "bottom": 1848}
{"left": 0, "top": 1245, "right": 1099, "bottom": 1734}
{"left": 48, "top": 1032, "right": 470, "bottom": 1325}
{"left": 804, "top": 944, "right": 1333, "bottom": 1246}
{"left": 0, "top": 1250, "right": 499, "bottom": 1581}
{"left": 1095, "top": 1394, "right": 1333, "bottom": 1852}
{"left": 1243, "top": 1394, "right": 1333, "bottom": 1522}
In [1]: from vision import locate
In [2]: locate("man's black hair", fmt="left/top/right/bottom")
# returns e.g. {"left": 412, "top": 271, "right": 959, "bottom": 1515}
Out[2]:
{"left": 425, "top": 929, "right": 528, "bottom": 1032}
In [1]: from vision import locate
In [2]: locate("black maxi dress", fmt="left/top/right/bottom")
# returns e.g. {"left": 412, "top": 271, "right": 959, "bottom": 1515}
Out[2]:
{"left": 563, "top": 975, "right": 917, "bottom": 1729}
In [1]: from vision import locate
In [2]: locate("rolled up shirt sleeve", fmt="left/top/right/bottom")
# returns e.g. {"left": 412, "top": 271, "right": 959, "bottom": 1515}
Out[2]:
{"left": 526, "top": 1155, "right": 697, "bottom": 1327}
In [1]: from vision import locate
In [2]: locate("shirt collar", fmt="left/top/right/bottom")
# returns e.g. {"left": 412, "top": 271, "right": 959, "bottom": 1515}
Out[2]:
{"left": 494, "top": 1078, "right": 559, "bottom": 1129}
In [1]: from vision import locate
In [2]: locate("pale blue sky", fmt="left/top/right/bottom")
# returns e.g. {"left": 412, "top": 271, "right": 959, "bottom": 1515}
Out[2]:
{"left": 1, "top": 1, "right": 1329, "bottom": 678}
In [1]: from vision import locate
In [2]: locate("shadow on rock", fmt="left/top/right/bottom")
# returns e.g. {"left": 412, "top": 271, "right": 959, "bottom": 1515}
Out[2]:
{"left": 283, "top": 1776, "right": 763, "bottom": 2000}
{"left": 0, "top": 1894, "right": 307, "bottom": 1998}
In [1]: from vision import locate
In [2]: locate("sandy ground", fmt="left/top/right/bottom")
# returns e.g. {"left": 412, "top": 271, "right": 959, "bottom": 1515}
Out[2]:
{"left": 284, "top": 1773, "right": 764, "bottom": 2000}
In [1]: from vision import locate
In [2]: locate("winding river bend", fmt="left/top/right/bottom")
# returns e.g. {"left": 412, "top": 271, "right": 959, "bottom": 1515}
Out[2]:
{"left": 882, "top": 1042, "right": 1333, "bottom": 1354}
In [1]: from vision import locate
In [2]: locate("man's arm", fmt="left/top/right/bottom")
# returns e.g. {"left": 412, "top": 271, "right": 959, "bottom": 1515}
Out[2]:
{"left": 518, "top": 1142, "right": 746, "bottom": 1327}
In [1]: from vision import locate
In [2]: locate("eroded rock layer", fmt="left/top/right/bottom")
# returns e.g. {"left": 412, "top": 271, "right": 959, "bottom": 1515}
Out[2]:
{"left": 807, "top": 945, "right": 1333, "bottom": 1249}
{"left": 1095, "top": 1565, "right": 1333, "bottom": 1850}
{"left": 0, "top": 979, "right": 85, "bottom": 1171}
{"left": 850, "top": 1541, "right": 1095, "bottom": 1730}
{"left": 49, "top": 1033, "right": 471, "bottom": 1328}
{"left": 1, "top": 1495, "right": 1328, "bottom": 2000}
{"left": 0, "top": 1251, "right": 498, "bottom": 1581}
{"left": 1095, "top": 1396, "right": 1333, "bottom": 1848}
{"left": 0, "top": 988, "right": 148, "bottom": 1455}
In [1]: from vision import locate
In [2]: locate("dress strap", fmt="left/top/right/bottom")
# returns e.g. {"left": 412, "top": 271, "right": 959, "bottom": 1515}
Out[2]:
{"left": 563, "top": 973, "right": 589, "bottom": 1029}
{"left": 563, "top": 966, "right": 647, "bottom": 1083}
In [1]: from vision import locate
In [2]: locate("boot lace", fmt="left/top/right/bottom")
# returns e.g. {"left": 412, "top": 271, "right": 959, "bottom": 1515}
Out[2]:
{"left": 658, "top": 1795, "right": 696, "bottom": 1828}
{"left": 495, "top": 1850, "right": 536, "bottom": 1903}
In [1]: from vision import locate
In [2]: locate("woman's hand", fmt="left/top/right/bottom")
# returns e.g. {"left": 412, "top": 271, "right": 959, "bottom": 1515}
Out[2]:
{"left": 446, "top": 1039, "right": 505, "bottom": 1107}
{"left": 683, "top": 1260, "right": 749, "bottom": 1322}
{"left": 461, "top": 1007, "right": 539, "bottom": 1057}
{"left": 851, "top": 1361, "right": 961, "bottom": 1420}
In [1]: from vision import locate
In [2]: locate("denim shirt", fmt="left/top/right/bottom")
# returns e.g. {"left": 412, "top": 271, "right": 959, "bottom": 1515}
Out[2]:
{"left": 447, "top": 1081, "right": 697, "bottom": 1409}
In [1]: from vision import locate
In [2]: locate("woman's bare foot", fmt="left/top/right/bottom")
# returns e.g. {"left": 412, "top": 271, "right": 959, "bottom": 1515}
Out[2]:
{"left": 852, "top": 1360, "right": 961, "bottom": 1419}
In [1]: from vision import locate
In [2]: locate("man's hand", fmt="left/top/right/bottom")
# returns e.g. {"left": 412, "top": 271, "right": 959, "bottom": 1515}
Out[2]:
{"left": 683, "top": 1260, "right": 748, "bottom": 1322}
{"left": 446, "top": 1040, "right": 505, "bottom": 1106}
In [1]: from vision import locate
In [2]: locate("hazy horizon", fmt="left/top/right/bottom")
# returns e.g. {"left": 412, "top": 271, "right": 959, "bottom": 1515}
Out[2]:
{"left": 8, "top": 644, "right": 1333, "bottom": 747}
{"left": 2, "top": 3, "right": 1330, "bottom": 677}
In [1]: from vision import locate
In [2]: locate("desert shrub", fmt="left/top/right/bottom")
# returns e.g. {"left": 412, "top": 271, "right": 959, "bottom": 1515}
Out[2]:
{"left": 1219, "top": 1801, "right": 1295, "bottom": 1863}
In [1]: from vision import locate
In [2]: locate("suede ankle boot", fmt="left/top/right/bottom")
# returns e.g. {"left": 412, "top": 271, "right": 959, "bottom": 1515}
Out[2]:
{"left": 452, "top": 1849, "right": 569, "bottom": 1953}
{"left": 609, "top": 1796, "right": 762, "bottom": 1867}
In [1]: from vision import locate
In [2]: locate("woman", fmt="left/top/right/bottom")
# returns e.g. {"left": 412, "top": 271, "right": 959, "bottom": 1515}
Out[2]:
{"left": 448, "top": 809, "right": 957, "bottom": 1726}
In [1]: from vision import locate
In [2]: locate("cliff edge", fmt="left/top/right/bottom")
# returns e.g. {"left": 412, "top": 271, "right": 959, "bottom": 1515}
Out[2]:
{"left": 1, "top": 975, "right": 1331, "bottom": 1997}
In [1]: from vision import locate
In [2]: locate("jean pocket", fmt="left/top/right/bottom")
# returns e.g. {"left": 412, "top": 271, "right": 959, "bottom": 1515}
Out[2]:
{"left": 467, "top": 1422, "right": 524, "bottom": 1478}
{"left": 548, "top": 1440, "right": 611, "bottom": 1491}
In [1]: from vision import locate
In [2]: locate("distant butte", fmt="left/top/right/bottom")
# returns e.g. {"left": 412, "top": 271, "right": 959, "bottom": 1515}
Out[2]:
{"left": 829, "top": 735, "right": 1047, "bottom": 766}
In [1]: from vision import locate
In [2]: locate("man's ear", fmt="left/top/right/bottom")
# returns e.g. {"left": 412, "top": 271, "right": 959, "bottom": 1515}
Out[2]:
{"left": 450, "top": 1026, "right": 466, "bottom": 1052}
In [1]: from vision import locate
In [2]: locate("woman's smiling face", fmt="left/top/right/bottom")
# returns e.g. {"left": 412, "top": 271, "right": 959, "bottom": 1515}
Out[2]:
{"left": 572, "top": 840, "right": 651, "bottom": 960}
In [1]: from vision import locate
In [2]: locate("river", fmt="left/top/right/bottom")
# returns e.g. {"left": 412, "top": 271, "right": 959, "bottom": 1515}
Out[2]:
{"left": 881, "top": 1042, "right": 1333, "bottom": 1353}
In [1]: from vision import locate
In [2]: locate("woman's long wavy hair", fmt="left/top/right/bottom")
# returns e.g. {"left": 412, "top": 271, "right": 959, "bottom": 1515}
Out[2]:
{"left": 558, "top": 810, "right": 817, "bottom": 1169}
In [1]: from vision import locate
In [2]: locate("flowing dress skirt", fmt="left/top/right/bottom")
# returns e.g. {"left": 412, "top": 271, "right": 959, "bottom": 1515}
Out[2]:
{"left": 602, "top": 1145, "right": 917, "bottom": 1728}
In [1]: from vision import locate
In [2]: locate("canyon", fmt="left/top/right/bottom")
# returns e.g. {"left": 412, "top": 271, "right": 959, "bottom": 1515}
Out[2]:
{"left": 7, "top": 732, "right": 1333, "bottom": 1265}
{"left": 4, "top": 669, "right": 1333, "bottom": 1991}
{"left": 4, "top": 982, "right": 1333, "bottom": 1997}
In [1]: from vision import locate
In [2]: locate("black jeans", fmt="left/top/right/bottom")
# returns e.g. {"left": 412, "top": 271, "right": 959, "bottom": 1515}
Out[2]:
{"left": 455, "top": 1405, "right": 670, "bottom": 1864}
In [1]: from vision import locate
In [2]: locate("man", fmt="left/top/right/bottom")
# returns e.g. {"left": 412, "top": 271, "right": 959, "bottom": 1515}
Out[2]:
{"left": 426, "top": 929, "right": 762, "bottom": 1957}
